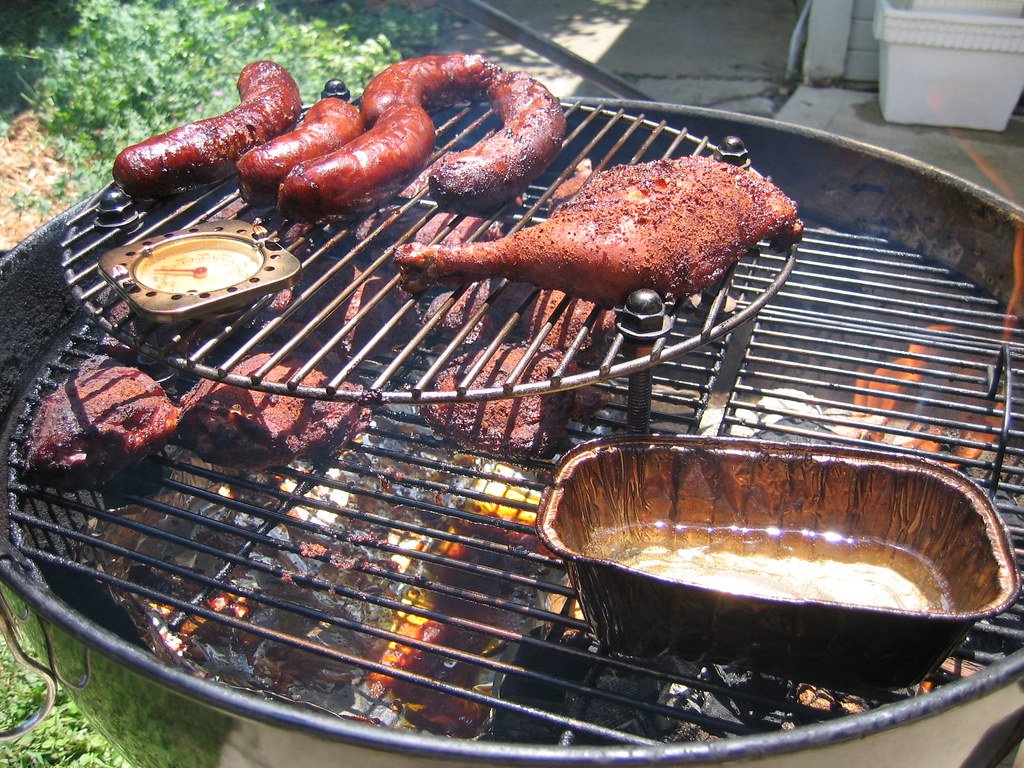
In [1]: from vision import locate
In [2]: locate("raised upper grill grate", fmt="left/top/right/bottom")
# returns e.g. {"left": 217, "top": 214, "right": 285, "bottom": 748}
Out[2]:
{"left": 60, "top": 102, "right": 794, "bottom": 404}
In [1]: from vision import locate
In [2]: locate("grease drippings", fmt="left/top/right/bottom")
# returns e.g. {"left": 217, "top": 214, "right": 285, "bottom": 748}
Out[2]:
{"left": 591, "top": 522, "right": 950, "bottom": 612}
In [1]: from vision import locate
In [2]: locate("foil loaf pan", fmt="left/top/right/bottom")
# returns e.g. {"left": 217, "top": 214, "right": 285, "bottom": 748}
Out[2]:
{"left": 537, "top": 435, "right": 1020, "bottom": 689}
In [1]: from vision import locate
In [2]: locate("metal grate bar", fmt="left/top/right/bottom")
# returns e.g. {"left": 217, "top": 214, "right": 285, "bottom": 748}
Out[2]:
{"left": 15, "top": 544, "right": 676, "bottom": 746}
{"left": 11, "top": 497, "right": 864, "bottom": 737}
{"left": 11, "top": 508, "right": 777, "bottom": 742}
{"left": 721, "top": 222, "right": 1023, "bottom": 513}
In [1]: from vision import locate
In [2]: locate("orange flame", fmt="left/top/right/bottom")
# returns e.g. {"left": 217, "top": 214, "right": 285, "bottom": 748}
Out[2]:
{"left": 853, "top": 324, "right": 998, "bottom": 459}
{"left": 946, "top": 128, "right": 1023, "bottom": 335}
{"left": 853, "top": 325, "right": 953, "bottom": 413}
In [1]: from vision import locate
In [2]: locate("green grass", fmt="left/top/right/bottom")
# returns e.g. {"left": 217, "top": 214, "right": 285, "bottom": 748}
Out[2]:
{"left": 0, "top": 638, "right": 131, "bottom": 768}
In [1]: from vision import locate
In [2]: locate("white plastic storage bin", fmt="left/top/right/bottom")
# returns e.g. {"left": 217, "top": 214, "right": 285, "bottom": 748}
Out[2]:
{"left": 908, "top": 0, "right": 1024, "bottom": 14}
{"left": 874, "top": 0, "right": 1024, "bottom": 130}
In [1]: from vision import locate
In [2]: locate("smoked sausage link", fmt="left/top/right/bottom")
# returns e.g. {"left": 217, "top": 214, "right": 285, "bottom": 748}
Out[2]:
{"left": 428, "top": 69, "right": 566, "bottom": 214}
{"left": 278, "top": 104, "right": 436, "bottom": 222}
{"left": 236, "top": 97, "right": 365, "bottom": 206}
{"left": 278, "top": 54, "right": 565, "bottom": 222}
{"left": 359, "top": 53, "right": 498, "bottom": 125}
{"left": 362, "top": 53, "right": 566, "bottom": 215}
{"left": 112, "top": 60, "right": 303, "bottom": 199}
{"left": 277, "top": 54, "right": 495, "bottom": 222}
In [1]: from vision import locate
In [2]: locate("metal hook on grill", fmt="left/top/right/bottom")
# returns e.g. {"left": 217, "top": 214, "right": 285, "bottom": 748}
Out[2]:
{"left": 985, "top": 344, "right": 1015, "bottom": 495}
{"left": 39, "top": 620, "right": 91, "bottom": 691}
{"left": 0, "top": 588, "right": 58, "bottom": 743}
{"left": 617, "top": 289, "right": 673, "bottom": 434}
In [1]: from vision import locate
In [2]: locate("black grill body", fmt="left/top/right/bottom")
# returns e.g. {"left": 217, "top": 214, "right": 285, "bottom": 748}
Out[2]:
{"left": 2, "top": 101, "right": 1024, "bottom": 768}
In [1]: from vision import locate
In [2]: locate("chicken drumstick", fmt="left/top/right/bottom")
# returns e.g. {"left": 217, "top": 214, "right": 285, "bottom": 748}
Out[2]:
{"left": 395, "top": 155, "right": 803, "bottom": 307}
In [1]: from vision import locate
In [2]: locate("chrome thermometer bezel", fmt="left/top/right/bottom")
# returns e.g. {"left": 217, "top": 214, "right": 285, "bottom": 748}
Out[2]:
{"left": 97, "top": 220, "right": 301, "bottom": 323}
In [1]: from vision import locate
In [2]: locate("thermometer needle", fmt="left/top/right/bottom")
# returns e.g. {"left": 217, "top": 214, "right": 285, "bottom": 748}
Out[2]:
{"left": 154, "top": 266, "right": 209, "bottom": 278}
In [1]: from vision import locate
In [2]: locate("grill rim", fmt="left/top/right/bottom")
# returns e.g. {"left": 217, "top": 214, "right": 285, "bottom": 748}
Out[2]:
{"left": 3, "top": 97, "right": 1024, "bottom": 765}
{"left": 6, "top": 540, "right": 1024, "bottom": 766}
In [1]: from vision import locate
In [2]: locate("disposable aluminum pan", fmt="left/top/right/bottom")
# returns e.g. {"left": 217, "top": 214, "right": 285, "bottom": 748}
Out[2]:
{"left": 537, "top": 435, "right": 1020, "bottom": 689}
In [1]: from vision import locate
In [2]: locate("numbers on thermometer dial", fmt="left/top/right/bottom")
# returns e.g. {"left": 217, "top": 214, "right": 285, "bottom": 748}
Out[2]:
{"left": 131, "top": 237, "right": 264, "bottom": 294}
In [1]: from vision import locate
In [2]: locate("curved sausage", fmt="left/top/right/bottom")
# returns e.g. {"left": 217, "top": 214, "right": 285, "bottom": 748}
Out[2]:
{"left": 359, "top": 53, "right": 498, "bottom": 125}
{"left": 278, "top": 104, "right": 436, "bottom": 222}
{"left": 277, "top": 55, "right": 496, "bottom": 223}
{"left": 236, "top": 96, "right": 365, "bottom": 206}
{"left": 428, "top": 69, "right": 566, "bottom": 214}
{"left": 112, "top": 60, "right": 303, "bottom": 199}
{"left": 278, "top": 54, "right": 564, "bottom": 222}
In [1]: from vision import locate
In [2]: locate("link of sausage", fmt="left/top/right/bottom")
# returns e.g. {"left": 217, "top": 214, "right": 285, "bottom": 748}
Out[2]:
{"left": 428, "top": 69, "right": 566, "bottom": 214}
{"left": 359, "top": 53, "right": 498, "bottom": 125}
{"left": 275, "top": 56, "right": 496, "bottom": 222}
{"left": 278, "top": 54, "right": 567, "bottom": 222}
{"left": 112, "top": 60, "right": 302, "bottom": 199}
{"left": 277, "top": 104, "right": 436, "bottom": 223}
{"left": 235, "top": 96, "right": 365, "bottom": 206}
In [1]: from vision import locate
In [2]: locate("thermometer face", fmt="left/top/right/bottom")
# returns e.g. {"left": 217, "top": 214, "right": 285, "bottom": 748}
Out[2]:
{"left": 132, "top": 237, "right": 263, "bottom": 294}
{"left": 97, "top": 220, "right": 301, "bottom": 322}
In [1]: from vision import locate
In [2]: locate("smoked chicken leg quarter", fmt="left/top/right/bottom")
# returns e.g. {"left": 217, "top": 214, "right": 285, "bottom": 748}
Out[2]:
{"left": 394, "top": 155, "right": 804, "bottom": 307}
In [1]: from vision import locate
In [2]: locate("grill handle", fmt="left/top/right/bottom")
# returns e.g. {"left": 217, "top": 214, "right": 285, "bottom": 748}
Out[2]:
{"left": 0, "top": 582, "right": 57, "bottom": 743}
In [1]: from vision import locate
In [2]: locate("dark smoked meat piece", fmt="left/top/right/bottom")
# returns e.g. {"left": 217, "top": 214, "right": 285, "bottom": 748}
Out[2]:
{"left": 178, "top": 354, "right": 369, "bottom": 469}
{"left": 425, "top": 280, "right": 615, "bottom": 361}
{"left": 250, "top": 259, "right": 420, "bottom": 359}
{"left": 520, "top": 288, "right": 616, "bottom": 362}
{"left": 24, "top": 356, "right": 181, "bottom": 489}
{"left": 395, "top": 154, "right": 805, "bottom": 307}
{"left": 421, "top": 343, "right": 603, "bottom": 460}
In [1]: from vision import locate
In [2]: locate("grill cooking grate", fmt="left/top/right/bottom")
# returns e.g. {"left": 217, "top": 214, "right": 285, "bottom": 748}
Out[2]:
{"left": 7, "top": 220, "right": 1024, "bottom": 745}
{"left": 721, "top": 229, "right": 1022, "bottom": 490}
{"left": 60, "top": 102, "right": 794, "bottom": 404}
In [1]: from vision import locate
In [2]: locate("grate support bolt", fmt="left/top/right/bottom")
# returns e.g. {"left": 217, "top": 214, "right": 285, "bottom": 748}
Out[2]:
{"left": 95, "top": 187, "right": 141, "bottom": 232}
{"left": 714, "top": 135, "right": 749, "bottom": 167}
{"left": 617, "top": 288, "right": 670, "bottom": 340}
{"left": 617, "top": 289, "right": 672, "bottom": 434}
{"left": 321, "top": 79, "right": 351, "bottom": 101}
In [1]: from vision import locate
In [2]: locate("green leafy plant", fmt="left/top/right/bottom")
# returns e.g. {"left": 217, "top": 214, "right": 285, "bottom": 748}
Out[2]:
{"left": 18, "top": 0, "right": 444, "bottom": 202}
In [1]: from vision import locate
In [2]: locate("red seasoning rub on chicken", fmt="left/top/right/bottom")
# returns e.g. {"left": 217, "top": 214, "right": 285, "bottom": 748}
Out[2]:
{"left": 395, "top": 154, "right": 804, "bottom": 307}
{"left": 178, "top": 354, "right": 369, "bottom": 469}
{"left": 24, "top": 356, "right": 181, "bottom": 489}
{"left": 421, "top": 343, "right": 603, "bottom": 460}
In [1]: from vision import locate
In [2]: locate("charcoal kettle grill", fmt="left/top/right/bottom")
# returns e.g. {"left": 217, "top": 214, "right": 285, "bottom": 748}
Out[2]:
{"left": 1, "top": 93, "right": 1024, "bottom": 768}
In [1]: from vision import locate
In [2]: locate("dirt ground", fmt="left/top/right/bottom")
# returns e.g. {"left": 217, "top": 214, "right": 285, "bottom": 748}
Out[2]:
{"left": 0, "top": 111, "right": 70, "bottom": 252}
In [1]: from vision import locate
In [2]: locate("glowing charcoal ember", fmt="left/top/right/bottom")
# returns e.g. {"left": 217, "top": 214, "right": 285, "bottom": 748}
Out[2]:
{"left": 89, "top": 409, "right": 553, "bottom": 737}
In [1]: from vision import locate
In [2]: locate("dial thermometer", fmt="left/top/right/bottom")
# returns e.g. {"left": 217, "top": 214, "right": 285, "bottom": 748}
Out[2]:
{"left": 98, "top": 220, "right": 301, "bottom": 323}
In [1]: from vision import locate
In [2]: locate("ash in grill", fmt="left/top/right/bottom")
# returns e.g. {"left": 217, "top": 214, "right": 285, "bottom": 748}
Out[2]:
{"left": 5, "top": 100, "right": 1024, "bottom": 752}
